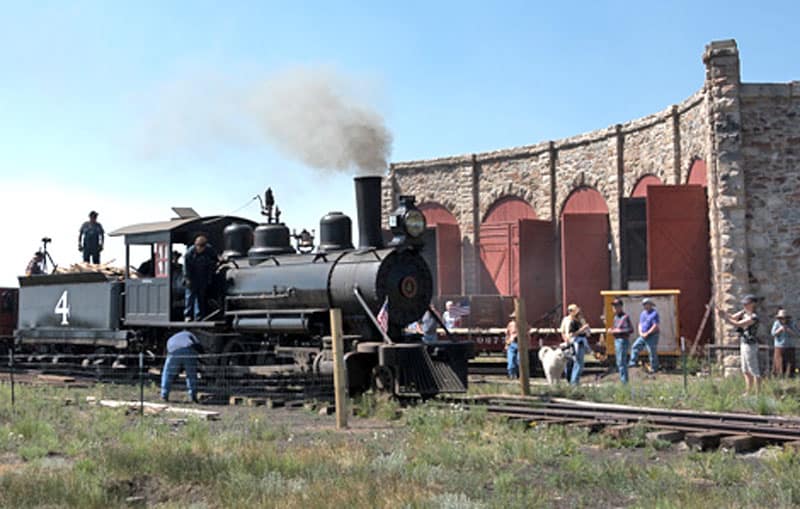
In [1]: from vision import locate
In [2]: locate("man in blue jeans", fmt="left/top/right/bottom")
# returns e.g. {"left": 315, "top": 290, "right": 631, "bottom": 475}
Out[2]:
{"left": 628, "top": 298, "right": 660, "bottom": 373}
{"left": 610, "top": 298, "right": 634, "bottom": 383}
{"left": 161, "top": 330, "right": 204, "bottom": 403}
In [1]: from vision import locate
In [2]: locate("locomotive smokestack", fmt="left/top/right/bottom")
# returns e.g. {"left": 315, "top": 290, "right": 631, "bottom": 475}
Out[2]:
{"left": 354, "top": 176, "right": 384, "bottom": 249}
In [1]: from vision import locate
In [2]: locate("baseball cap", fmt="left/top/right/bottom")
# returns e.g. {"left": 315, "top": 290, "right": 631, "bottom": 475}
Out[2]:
{"left": 741, "top": 294, "right": 757, "bottom": 304}
{"left": 642, "top": 298, "right": 654, "bottom": 306}
{"left": 612, "top": 298, "right": 624, "bottom": 306}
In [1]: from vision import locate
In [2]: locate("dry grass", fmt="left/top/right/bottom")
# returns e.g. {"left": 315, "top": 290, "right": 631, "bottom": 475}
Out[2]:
{"left": 0, "top": 382, "right": 799, "bottom": 508}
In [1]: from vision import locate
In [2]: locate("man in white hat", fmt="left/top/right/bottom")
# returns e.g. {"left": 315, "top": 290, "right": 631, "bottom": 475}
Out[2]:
{"left": 628, "top": 297, "right": 660, "bottom": 373}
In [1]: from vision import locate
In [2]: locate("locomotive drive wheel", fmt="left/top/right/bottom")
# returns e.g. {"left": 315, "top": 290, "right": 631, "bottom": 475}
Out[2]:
{"left": 371, "top": 365, "right": 395, "bottom": 393}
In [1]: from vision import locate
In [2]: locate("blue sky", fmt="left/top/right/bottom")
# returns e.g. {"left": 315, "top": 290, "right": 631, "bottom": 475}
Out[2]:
{"left": 1, "top": 0, "right": 798, "bottom": 285}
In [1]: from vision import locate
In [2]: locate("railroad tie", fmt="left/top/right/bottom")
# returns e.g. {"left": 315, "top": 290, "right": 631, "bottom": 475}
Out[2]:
{"left": 646, "top": 430, "right": 684, "bottom": 444}
{"left": 685, "top": 431, "right": 724, "bottom": 451}
{"left": 720, "top": 435, "right": 765, "bottom": 454}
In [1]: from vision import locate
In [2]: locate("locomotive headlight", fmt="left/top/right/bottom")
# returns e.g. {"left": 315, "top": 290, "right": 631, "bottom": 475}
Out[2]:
{"left": 404, "top": 210, "right": 426, "bottom": 238}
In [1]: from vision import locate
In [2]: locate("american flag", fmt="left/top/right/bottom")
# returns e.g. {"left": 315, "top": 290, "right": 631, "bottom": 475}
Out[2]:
{"left": 448, "top": 299, "right": 471, "bottom": 318}
{"left": 376, "top": 297, "right": 389, "bottom": 333}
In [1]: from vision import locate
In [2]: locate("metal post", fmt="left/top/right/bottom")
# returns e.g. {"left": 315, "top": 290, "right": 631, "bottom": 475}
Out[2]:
{"left": 681, "top": 336, "right": 688, "bottom": 394}
{"left": 9, "top": 347, "right": 15, "bottom": 408}
{"left": 139, "top": 351, "right": 144, "bottom": 416}
{"left": 329, "top": 308, "right": 348, "bottom": 429}
{"left": 515, "top": 298, "right": 530, "bottom": 396}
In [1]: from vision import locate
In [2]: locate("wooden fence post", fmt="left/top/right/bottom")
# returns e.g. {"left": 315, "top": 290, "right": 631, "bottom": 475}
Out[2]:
{"left": 515, "top": 298, "right": 531, "bottom": 395}
{"left": 329, "top": 308, "right": 348, "bottom": 429}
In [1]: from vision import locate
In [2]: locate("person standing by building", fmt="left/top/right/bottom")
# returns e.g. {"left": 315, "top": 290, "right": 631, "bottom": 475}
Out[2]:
{"left": 609, "top": 298, "right": 634, "bottom": 383}
{"left": 78, "top": 211, "right": 104, "bottom": 264}
{"left": 628, "top": 298, "right": 660, "bottom": 373}
{"left": 561, "top": 304, "right": 591, "bottom": 385}
{"left": 183, "top": 233, "right": 218, "bottom": 321}
{"left": 160, "top": 330, "right": 204, "bottom": 403}
{"left": 505, "top": 313, "right": 519, "bottom": 379}
{"left": 25, "top": 251, "right": 45, "bottom": 276}
{"left": 720, "top": 294, "right": 761, "bottom": 395}
{"left": 771, "top": 309, "right": 797, "bottom": 378}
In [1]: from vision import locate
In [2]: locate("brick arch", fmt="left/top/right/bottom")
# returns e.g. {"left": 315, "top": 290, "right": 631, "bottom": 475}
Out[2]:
{"left": 687, "top": 158, "right": 707, "bottom": 187}
{"left": 418, "top": 201, "right": 458, "bottom": 225}
{"left": 480, "top": 183, "right": 538, "bottom": 222}
{"left": 631, "top": 174, "right": 664, "bottom": 198}
{"left": 561, "top": 172, "right": 614, "bottom": 212}
{"left": 560, "top": 186, "right": 609, "bottom": 215}
{"left": 482, "top": 195, "right": 537, "bottom": 224}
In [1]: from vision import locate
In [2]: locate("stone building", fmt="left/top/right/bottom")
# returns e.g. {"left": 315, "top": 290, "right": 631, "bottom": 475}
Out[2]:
{"left": 383, "top": 39, "right": 800, "bottom": 347}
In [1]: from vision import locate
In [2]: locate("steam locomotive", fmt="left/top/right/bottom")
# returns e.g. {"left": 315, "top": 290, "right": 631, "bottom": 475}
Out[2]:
{"left": 14, "top": 177, "right": 473, "bottom": 397}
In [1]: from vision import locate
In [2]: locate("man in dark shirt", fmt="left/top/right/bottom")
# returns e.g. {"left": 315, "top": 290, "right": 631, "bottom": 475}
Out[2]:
{"left": 183, "top": 233, "right": 218, "bottom": 321}
{"left": 78, "top": 211, "right": 104, "bottom": 264}
{"left": 25, "top": 251, "right": 45, "bottom": 276}
{"left": 160, "top": 330, "right": 205, "bottom": 403}
{"left": 609, "top": 298, "right": 634, "bottom": 383}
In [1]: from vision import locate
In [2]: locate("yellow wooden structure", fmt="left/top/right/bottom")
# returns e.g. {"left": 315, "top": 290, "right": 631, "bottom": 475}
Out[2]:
{"left": 600, "top": 289, "right": 681, "bottom": 358}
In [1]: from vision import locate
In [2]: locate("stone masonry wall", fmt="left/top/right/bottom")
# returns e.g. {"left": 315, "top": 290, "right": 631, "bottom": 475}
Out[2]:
{"left": 740, "top": 82, "right": 800, "bottom": 315}
{"left": 388, "top": 89, "right": 709, "bottom": 296}
{"left": 385, "top": 39, "right": 800, "bottom": 350}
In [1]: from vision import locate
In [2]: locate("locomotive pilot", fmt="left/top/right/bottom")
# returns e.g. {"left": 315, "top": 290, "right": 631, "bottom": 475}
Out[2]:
{"left": 183, "top": 233, "right": 218, "bottom": 321}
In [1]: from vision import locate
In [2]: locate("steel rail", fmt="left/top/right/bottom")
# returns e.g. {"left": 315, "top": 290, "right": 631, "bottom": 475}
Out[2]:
{"left": 477, "top": 403, "right": 800, "bottom": 442}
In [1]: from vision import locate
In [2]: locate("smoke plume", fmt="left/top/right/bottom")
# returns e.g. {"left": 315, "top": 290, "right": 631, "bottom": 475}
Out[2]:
{"left": 138, "top": 66, "right": 392, "bottom": 176}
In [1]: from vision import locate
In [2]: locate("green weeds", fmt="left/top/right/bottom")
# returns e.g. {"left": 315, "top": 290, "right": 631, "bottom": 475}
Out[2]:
{"left": 0, "top": 381, "right": 800, "bottom": 508}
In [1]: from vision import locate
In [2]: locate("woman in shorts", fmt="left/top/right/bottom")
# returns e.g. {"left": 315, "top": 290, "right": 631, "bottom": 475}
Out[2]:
{"left": 721, "top": 294, "right": 761, "bottom": 396}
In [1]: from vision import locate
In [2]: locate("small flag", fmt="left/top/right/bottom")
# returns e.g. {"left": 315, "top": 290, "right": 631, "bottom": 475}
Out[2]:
{"left": 449, "top": 299, "right": 471, "bottom": 318}
{"left": 376, "top": 297, "right": 389, "bottom": 333}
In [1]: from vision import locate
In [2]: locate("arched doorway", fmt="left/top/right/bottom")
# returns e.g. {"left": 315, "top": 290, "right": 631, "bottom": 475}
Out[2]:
{"left": 624, "top": 175, "right": 664, "bottom": 288}
{"left": 561, "top": 187, "right": 610, "bottom": 325}
{"left": 419, "top": 203, "right": 461, "bottom": 295}
{"left": 632, "top": 175, "right": 663, "bottom": 198}
{"left": 480, "top": 196, "right": 555, "bottom": 323}
{"left": 687, "top": 159, "right": 708, "bottom": 186}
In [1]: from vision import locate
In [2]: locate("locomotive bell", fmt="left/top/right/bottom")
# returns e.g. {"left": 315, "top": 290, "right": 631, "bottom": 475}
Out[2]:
{"left": 388, "top": 195, "right": 426, "bottom": 247}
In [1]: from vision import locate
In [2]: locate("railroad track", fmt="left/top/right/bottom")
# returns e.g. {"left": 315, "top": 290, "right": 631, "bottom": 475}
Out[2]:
{"left": 437, "top": 394, "right": 800, "bottom": 451}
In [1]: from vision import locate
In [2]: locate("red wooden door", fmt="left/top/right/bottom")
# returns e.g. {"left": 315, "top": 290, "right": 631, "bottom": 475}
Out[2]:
{"left": 479, "top": 223, "right": 514, "bottom": 295}
{"left": 519, "top": 219, "right": 556, "bottom": 324}
{"left": 561, "top": 213, "right": 610, "bottom": 325}
{"left": 435, "top": 223, "right": 462, "bottom": 295}
{"left": 647, "top": 185, "right": 711, "bottom": 345}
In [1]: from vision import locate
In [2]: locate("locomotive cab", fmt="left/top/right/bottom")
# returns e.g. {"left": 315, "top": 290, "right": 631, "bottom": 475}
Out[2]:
{"left": 110, "top": 213, "right": 257, "bottom": 326}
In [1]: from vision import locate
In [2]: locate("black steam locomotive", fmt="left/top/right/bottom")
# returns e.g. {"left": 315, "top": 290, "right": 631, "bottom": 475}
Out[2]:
{"left": 14, "top": 177, "right": 473, "bottom": 397}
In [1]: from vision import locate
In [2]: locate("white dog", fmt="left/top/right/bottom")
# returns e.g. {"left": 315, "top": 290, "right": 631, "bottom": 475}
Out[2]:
{"left": 538, "top": 345, "right": 568, "bottom": 385}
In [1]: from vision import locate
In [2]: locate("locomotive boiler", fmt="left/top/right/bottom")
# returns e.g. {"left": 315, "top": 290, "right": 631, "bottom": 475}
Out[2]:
{"left": 221, "top": 176, "right": 471, "bottom": 396}
{"left": 13, "top": 176, "right": 473, "bottom": 398}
